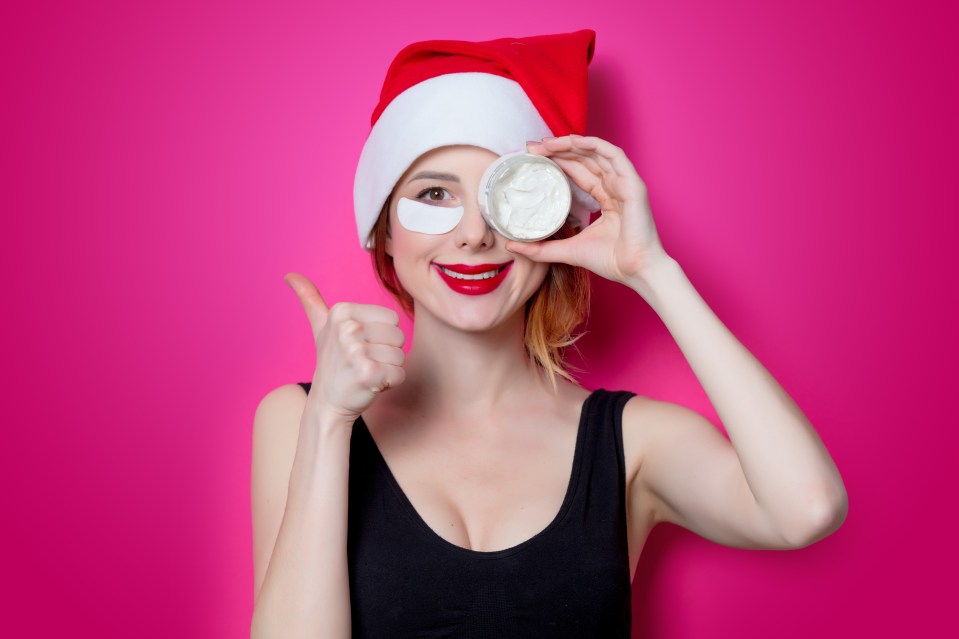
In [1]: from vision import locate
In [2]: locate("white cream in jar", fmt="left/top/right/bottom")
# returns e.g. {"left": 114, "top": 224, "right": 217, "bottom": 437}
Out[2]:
{"left": 479, "top": 152, "right": 572, "bottom": 241}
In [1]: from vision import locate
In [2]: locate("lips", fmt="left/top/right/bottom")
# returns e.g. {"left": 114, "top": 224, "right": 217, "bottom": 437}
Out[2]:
{"left": 432, "top": 261, "right": 513, "bottom": 296}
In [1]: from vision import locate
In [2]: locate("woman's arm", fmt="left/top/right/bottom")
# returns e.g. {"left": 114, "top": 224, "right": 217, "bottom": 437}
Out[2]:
{"left": 250, "top": 386, "right": 353, "bottom": 638}
{"left": 509, "top": 134, "right": 847, "bottom": 549}
{"left": 250, "top": 275, "right": 406, "bottom": 637}
{"left": 624, "top": 256, "right": 847, "bottom": 548}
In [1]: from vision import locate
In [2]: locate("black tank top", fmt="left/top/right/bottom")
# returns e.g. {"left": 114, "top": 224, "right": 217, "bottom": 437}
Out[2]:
{"left": 298, "top": 383, "right": 634, "bottom": 638}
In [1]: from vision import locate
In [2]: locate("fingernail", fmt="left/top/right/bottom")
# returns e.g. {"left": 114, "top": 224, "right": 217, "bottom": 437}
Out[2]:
{"left": 526, "top": 140, "right": 541, "bottom": 146}
{"left": 541, "top": 136, "right": 557, "bottom": 141}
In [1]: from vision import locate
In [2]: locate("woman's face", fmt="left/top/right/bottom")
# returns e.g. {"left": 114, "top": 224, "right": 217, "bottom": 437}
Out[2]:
{"left": 385, "top": 144, "right": 550, "bottom": 332}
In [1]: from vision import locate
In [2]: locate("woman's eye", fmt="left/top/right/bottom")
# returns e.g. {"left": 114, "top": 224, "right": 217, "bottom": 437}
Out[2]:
{"left": 416, "top": 186, "right": 453, "bottom": 202}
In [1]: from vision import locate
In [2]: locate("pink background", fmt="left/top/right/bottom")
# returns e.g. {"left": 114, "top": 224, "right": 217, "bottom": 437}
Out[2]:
{"left": 3, "top": 0, "right": 955, "bottom": 636}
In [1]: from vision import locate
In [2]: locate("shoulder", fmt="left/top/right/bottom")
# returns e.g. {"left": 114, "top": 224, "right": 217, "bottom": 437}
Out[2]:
{"left": 252, "top": 383, "right": 310, "bottom": 458}
{"left": 254, "top": 383, "right": 309, "bottom": 431}
{"left": 620, "top": 394, "right": 716, "bottom": 489}
{"left": 621, "top": 395, "right": 719, "bottom": 446}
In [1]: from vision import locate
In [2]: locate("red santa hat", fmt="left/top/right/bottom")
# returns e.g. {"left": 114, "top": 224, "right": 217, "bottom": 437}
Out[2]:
{"left": 353, "top": 29, "right": 600, "bottom": 249}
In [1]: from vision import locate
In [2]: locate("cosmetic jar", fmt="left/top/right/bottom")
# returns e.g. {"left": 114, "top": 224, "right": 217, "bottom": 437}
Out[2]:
{"left": 478, "top": 152, "right": 573, "bottom": 241}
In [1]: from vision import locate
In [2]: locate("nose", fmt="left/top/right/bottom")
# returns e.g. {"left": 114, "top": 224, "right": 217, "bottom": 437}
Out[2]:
{"left": 452, "top": 196, "right": 495, "bottom": 250}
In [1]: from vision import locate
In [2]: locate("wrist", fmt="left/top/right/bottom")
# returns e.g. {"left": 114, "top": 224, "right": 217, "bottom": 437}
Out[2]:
{"left": 301, "top": 404, "right": 357, "bottom": 439}
{"left": 289, "top": 411, "right": 353, "bottom": 499}
{"left": 626, "top": 253, "right": 683, "bottom": 299}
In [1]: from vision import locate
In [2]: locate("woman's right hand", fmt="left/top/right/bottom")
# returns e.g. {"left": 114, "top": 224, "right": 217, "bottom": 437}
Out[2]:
{"left": 284, "top": 272, "right": 407, "bottom": 423}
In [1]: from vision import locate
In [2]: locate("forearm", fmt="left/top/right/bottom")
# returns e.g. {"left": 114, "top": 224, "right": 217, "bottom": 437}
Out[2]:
{"left": 630, "top": 256, "right": 848, "bottom": 542}
{"left": 251, "top": 415, "right": 353, "bottom": 639}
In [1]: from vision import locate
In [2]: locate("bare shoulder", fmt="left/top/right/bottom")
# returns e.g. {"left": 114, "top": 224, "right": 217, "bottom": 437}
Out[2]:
{"left": 621, "top": 394, "right": 687, "bottom": 429}
{"left": 621, "top": 394, "right": 716, "bottom": 465}
{"left": 251, "top": 382, "right": 309, "bottom": 507}
{"left": 253, "top": 383, "right": 309, "bottom": 438}
{"left": 252, "top": 383, "right": 311, "bottom": 469}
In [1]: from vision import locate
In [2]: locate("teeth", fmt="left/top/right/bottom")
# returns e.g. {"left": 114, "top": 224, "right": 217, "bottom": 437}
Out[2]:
{"left": 440, "top": 266, "right": 502, "bottom": 280}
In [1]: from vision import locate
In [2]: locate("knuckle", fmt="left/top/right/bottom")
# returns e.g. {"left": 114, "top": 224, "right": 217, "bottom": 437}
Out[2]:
{"left": 337, "top": 319, "right": 362, "bottom": 339}
{"left": 356, "top": 359, "right": 376, "bottom": 382}
{"left": 346, "top": 340, "right": 366, "bottom": 358}
{"left": 330, "top": 302, "right": 352, "bottom": 321}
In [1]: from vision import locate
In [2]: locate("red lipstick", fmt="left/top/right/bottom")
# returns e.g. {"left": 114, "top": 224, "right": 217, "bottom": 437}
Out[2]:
{"left": 432, "top": 261, "right": 513, "bottom": 296}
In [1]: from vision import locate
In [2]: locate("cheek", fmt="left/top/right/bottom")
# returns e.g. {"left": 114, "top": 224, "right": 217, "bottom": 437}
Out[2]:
{"left": 530, "top": 260, "right": 550, "bottom": 284}
{"left": 387, "top": 222, "right": 436, "bottom": 285}
{"left": 389, "top": 226, "right": 429, "bottom": 261}
{"left": 386, "top": 209, "right": 413, "bottom": 257}
{"left": 518, "top": 260, "right": 550, "bottom": 296}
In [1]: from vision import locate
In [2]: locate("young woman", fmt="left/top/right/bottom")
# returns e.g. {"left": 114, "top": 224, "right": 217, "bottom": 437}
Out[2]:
{"left": 250, "top": 30, "right": 847, "bottom": 638}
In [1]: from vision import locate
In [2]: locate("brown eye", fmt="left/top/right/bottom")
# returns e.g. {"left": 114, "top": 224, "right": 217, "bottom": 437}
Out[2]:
{"left": 416, "top": 186, "right": 452, "bottom": 202}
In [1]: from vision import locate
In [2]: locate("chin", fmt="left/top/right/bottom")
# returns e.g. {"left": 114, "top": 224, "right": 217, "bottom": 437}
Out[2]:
{"left": 423, "top": 296, "right": 522, "bottom": 333}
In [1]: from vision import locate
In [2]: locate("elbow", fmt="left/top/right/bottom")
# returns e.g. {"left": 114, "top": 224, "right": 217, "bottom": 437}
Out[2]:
{"left": 783, "top": 486, "right": 849, "bottom": 548}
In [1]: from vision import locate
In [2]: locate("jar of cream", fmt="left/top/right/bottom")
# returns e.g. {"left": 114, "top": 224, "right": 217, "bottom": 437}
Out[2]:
{"left": 479, "top": 152, "right": 573, "bottom": 242}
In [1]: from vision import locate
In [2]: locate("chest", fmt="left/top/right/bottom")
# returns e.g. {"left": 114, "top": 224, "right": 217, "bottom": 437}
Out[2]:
{"left": 364, "top": 416, "right": 581, "bottom": 554}
{"left": 345, "top": 393, "right": 635, "bottom": 638}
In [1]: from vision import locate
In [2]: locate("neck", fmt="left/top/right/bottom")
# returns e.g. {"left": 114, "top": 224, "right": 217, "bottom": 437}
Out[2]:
{"left": 398, "top": 304, "right": 549, "bottom": 417}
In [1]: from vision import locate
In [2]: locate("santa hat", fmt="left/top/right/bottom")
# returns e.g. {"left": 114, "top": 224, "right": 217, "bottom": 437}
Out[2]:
{"left": 353, "top": 29, "right": 600, "bottom": 249}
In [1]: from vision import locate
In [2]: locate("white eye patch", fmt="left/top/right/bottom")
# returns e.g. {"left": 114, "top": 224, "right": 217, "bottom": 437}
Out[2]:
{"left": 397, "top": 197, "right": 465, "bottom": 235}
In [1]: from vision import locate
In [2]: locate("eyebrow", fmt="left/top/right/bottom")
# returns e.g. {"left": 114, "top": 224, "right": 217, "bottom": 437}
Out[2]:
{"left": 406, "top": 171, "right": 461, "bottom": 184}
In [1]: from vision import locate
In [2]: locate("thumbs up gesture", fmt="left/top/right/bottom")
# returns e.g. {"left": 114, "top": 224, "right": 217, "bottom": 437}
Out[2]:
{"left": 284, "top": 273, "right": 407, "bottom": 422}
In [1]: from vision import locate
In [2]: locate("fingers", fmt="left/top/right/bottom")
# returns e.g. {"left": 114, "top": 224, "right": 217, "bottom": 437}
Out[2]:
{"left": 308, "top": 295, "right": 407, "bottom": 417}
{"left": 285, "top": 269, "right": 402, "bottom": 338}
{"left": 327, "top": 301, "right": 400, "bottom": 327}
{"left": 345, "top": 345, "right": 406, "bottom": 397}
{"left": 528, "top": 136, "right": 648, "bottom": 207}
{"left": 506, "top": 235, "right": 580, "bottom": 266}
{"left": 543, "top": 135, "right": 639, "bottom": 178}
{"left": 350, "top": 345, "right": 405, "bottom": 390}
{"left": 549, "top": 156, "right": 603, "bottom": 196}
{"left": 351, "top": 342, "right": 405, "bottom": 367}
{"left": 372, "top": 364, "right": 407, "bottom": 393}
{"left": 286, "top": 268, "right": 408, "bottom": 418}
{"left": 284, "top": 272, "right": 330, "bottom": 331}
{"left": 361, "top": 321, "right": 406, "bottom": 348}
{"left": 329, "top": 305, "right": 404, "bottom": 360}
{"left": 532, "top": 140, "right": 613, "bottom": 176}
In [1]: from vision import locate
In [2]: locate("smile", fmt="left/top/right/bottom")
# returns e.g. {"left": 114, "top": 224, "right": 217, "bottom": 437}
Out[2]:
{"left": 438, "top": 266, "right": 504, "bottom": 280}
{"left": 432, "top": 261, "right": 513, "bottom": 296}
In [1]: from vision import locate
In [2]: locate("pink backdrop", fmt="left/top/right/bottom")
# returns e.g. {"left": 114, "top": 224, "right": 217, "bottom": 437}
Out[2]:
{"left": 4, "top": 0, "right": 955, "bottom": 636}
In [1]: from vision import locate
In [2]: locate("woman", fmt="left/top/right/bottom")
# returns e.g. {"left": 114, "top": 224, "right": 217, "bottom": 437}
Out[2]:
{"left": 250, "top": 30, "right": 848, "bottom": 638}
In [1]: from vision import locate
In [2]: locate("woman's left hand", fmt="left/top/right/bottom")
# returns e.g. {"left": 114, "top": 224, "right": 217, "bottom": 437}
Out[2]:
{"left": 505, "top": 134, "right": 670, "bottom": 287}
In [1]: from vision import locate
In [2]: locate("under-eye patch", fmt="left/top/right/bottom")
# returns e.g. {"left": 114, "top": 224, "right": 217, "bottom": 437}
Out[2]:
{"left": 397, "top": 197, "right": 464, "bottom": 235}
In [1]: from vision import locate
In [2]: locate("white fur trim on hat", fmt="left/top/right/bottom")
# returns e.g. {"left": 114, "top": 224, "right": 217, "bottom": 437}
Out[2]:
{"left": 353, "top": 72, "right": 599, "bottom": 249}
